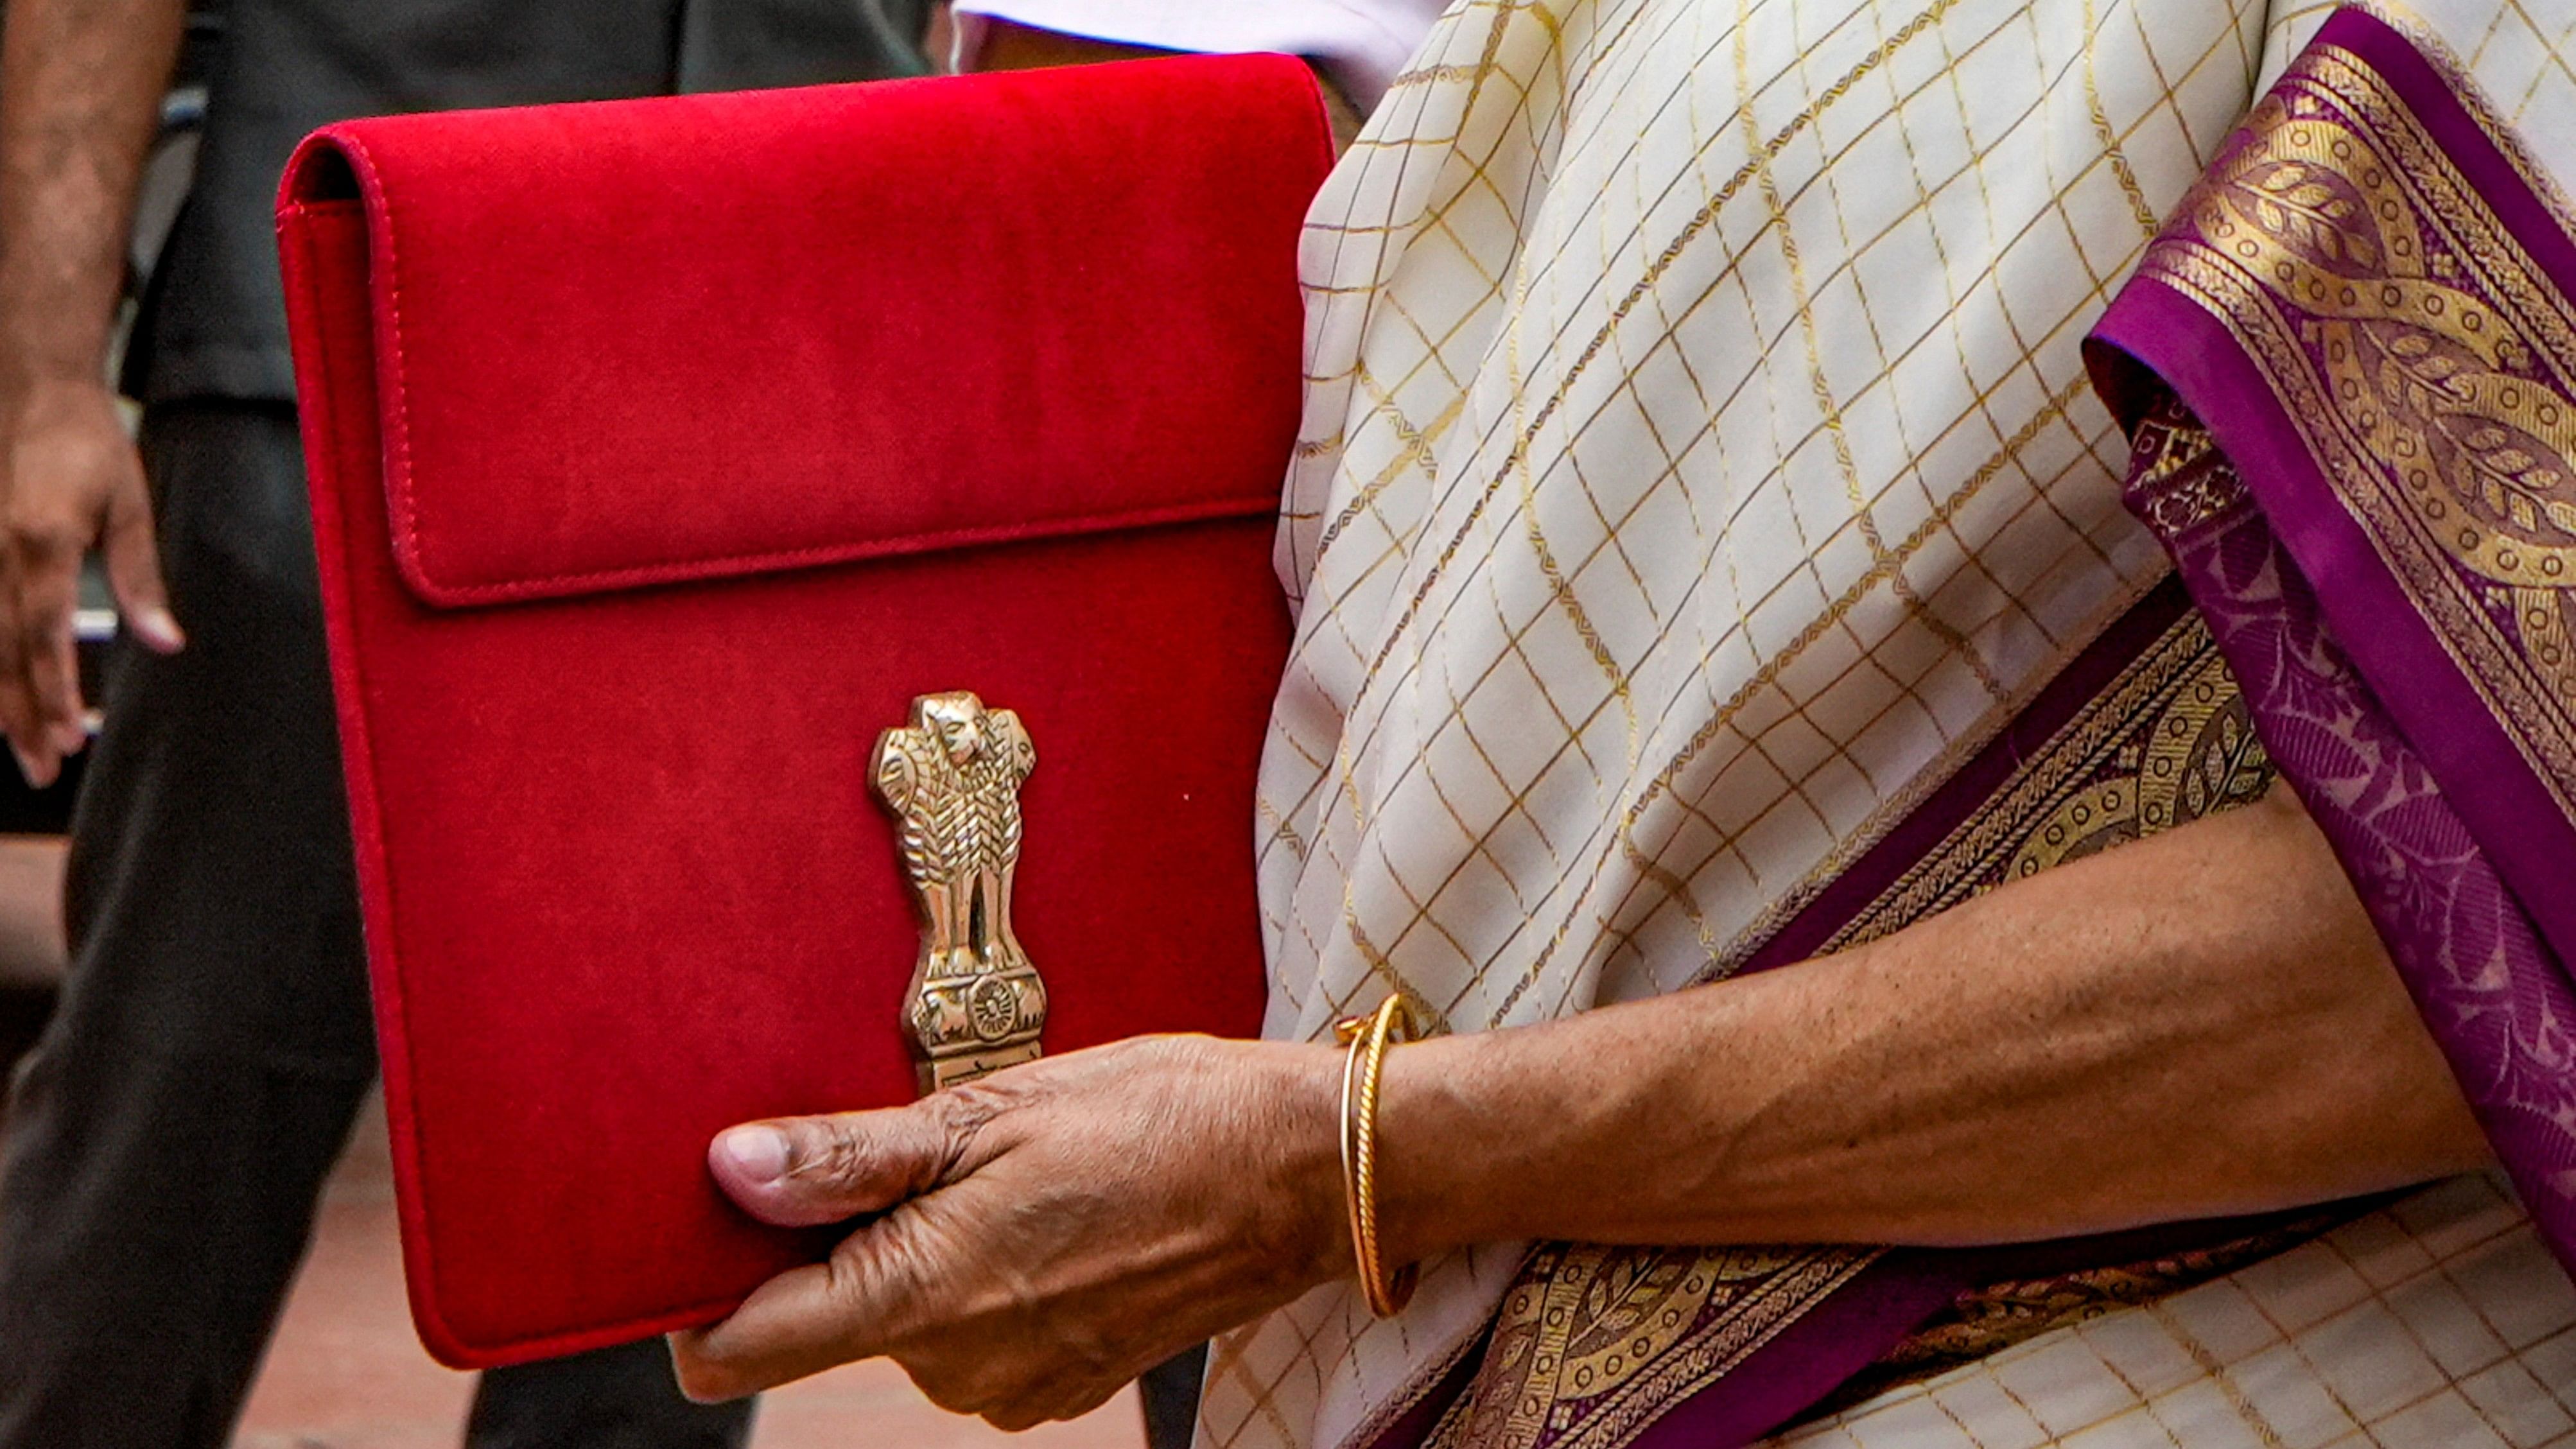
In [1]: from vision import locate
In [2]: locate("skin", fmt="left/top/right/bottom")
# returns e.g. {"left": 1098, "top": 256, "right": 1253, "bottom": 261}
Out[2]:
{"left": 6, "top": 6, "right": 2460, "bottom": 1426}
{"left": 671, "top": 782, "right": 2491, "bottom": 1424}
{"left": 0, "top": 0, "right": 193, "bottom": 790}
{"left": 0, "top": 833, "right": 66, "bottom": 993}
{"left": 669, "top": 40, "right": 2489, "bottom": 1425}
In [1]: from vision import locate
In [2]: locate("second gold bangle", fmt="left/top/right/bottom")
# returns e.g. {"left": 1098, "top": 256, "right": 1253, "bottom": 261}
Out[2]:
{"left": 1334, "top": 993, "right": 1422, "bottom": 1318}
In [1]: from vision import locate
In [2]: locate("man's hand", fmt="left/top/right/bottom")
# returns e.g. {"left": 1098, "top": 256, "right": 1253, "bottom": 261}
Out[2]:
{"left": 668, "top": 1036, "right": 1346, "bottom": 1428}
{"left": 0, "top": 0, "right": 191, "bottom": 785}
{"left": 0, "top": 374, "right": 178, "bottom": 785}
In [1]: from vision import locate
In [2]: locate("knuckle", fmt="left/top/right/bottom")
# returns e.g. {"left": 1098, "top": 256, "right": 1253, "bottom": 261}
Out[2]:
{"left": 908, "top": 1361, "right": 991, "bottom": 1417}
{"left": 1048, "top": 1315, "right": 1124, "bottom": 1384}
{"left": 927, "top": 1080, "right": 1004, "bottom": 1134}
{"left": 821, "top": 1234, "right": 882, "bottom": 1309}
{"left": 922, "top": 1090, "right": 1005, "bottom": 1176}
{"left": 5, "top": 519, "right": 73, "bottom": 563}
{"left": 785, "top": 1118, "right": 878, "bottom": 1191}
{"left": 984, "top": 1405, "right": 1048, "bottom": 1434}
{"left": 821, "top": 1223, "right": 914, "bottom": 1332}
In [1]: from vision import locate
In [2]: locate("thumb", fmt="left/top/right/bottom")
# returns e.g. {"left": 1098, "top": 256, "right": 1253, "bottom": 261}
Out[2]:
{"left": 101, "top": 465, "right": 180, "bottom": 654}
{"left": 708, "top": 1101, "right": 964, "bottom": 1228}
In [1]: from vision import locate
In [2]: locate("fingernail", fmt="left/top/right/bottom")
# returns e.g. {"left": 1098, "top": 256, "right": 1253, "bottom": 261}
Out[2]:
{"left": 715, "top": 1125, "right": 789, "bottom": 1186}
{"left": 132, "top": 608, "right": 185, "bottom": 654}
{"left": 7, "top": 743, "right": 44, "bottom": 788}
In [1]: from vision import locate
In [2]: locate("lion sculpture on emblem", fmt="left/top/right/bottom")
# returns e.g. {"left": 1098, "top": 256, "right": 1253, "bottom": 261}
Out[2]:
{"left": 871, "top": 691, "right": 1047, "bottom": 1091}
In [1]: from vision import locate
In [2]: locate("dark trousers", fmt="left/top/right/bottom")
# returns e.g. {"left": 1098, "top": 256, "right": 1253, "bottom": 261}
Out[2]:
{"left": 1140, "top": 1345, "right": 1206, "bottom": 1449}
{"left": 0, "top": 402, "right": 754, "bottom": 1448}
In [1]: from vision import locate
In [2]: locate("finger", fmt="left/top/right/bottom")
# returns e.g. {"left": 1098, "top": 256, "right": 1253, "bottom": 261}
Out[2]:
{"left": 0, "top": 591, "right": 39, "bottom": 788}
{"left": 984, "top": 1375, "right": 1124, "bottom": 1432}
{"left": 2, "top": 534, "right": 71, "bottom": 785}
{"left": 13, "top": 528, "right": 86, "bottom": 760}
{"left": 708, "top": 1098, "right": 966, "bottom": 1228}
{"left": 101, "top": 464, "right": 180, "bottom": 655}
{"left": 35, "top": 618, "right": 82, "bottom": 760}
{"left": 667, "top": 1220, "right": 919, "bottom": 1400}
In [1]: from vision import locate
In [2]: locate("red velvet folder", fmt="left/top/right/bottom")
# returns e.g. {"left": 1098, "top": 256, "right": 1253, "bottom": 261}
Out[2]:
{"left": 275, "top": 56, "right": 1332, "bottom": 1367}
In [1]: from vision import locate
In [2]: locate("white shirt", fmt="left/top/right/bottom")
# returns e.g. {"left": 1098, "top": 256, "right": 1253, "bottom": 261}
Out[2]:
{"left": 950, "top": 0, "right": 1447, "bottom": 112}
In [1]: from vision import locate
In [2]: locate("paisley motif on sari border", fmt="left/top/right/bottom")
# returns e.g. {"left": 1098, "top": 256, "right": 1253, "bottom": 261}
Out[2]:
{"left": 1427, "top": 1246, "right": 1877, "bottom": 1449}
{"left": 1424, "top": 602, "right": 2280, "bottom": 1449}
{"left": 1824, "top": 605, "right": 2268, "bottom": 955}
{"left": 2134, "top": 41, "right": 2576, "bottom": 817}
{"left": 1407, "top": 25, "right": 2574, "bottom": 1448}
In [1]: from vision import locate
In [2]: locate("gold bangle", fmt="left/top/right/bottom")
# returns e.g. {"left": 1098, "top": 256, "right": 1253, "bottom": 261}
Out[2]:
{"left": 1334, "top": 993, "right": 1421, "bottom": 1318}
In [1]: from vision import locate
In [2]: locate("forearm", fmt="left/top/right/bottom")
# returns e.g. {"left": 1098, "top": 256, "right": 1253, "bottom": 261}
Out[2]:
{"left": 0, "top": 0, "right": 186, "bottom": 390}
{"left": 1374, "top": 783, "right": 2491, "bottom": 1260}
{"left": 681, "top": 788, "right": 2493, "bottom": 1409}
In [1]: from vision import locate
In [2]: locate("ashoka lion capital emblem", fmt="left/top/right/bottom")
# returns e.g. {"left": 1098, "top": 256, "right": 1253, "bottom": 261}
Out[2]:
{"left": 871, "top": 691, "right": 1047, "bottom": 1092}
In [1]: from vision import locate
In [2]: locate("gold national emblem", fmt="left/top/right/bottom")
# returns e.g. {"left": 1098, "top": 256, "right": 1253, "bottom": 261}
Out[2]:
{"left": 871, "top": 691, "right": 1047, "bottom": 1092}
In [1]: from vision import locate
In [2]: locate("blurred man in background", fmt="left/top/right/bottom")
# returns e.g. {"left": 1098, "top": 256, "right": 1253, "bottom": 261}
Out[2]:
{"left": 0, "top": 3, "right": 927, "bottom": 1444}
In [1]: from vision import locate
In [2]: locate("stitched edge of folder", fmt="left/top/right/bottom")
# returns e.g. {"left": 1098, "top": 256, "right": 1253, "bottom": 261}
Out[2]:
{"left": 288, "top": 181, "right": 768, "bottom": 1365}
{"left": 396, "top": 495, "right": 1289, "bottom": 608}
{"left": 328, "top": 130, "right": 435, "bottom": 605}
{"left": 277, "top": 191, "right": 462, "bottom": 1358}
{"left": 338, "top": 131, "right": 1286, "bottom": 614}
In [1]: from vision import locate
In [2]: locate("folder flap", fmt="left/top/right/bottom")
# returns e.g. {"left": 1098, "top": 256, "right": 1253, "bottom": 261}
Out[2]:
{"left": 280, "top": 55, "right": 1329, "bottom": 609}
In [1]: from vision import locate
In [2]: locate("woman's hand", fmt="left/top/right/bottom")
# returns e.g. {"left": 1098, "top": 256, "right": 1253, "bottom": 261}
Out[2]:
{"left": 668, "top": 1034, "right": 1349, "bottom": 1428}
{"left": 672, "top": 785, "right": 2488, "bottom": 1428}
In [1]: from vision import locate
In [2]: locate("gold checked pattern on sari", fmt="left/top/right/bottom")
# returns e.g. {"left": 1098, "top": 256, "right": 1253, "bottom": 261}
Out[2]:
{"left": 1422, "top": 594, "right": 2279, "bottom": 1449}
{"left": 2137, "top": 39, "right": 2576, "bottom": 811}
{"left": 1211, "top": 0, "right": 2576, "bottom": 1440}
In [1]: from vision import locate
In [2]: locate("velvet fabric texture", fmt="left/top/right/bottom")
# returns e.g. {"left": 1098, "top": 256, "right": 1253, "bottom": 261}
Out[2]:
{"left": 275, "top": 56, "right": 1332, "bottom": 1367}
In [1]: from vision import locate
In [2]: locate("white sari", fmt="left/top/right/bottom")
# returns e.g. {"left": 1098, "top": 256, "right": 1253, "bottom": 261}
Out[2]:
{"left": 1202, "top": 0, "right": 2576, "bottom": 1445}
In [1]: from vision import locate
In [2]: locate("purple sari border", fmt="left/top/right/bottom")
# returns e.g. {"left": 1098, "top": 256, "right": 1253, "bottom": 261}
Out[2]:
{"left": 2114, "top": 380, "right": 2576, "bottom": 1271}
{"left": 2089, "top": 288, "right": 2576, "bottom": 981}
{"left": 1367, "top": 15, "right": 2576, "bottom": 1448}
{"left": 1360, "top": 1337, "right": 1483, "bottom": 1449}
{"left": 1621, "top": 1207, "right": 2356, "bottom": 1449}
{"left": 1741, "top": 580, "right": 2191, "bottom": 975}
{"left": 1359, "top": 1258, "right": 1977, "bottom": 1449}
{"left": 1624, "top": 1267, "right": 1967, "bottom": 1449}
{"left": 2331, "top": 8, "right": 2576, "bottom": 294}
{"left": 2086, "top": 3, "right": 2576, "bottom": 976}
{"left": 2091, "top": 3, "right": 2576, "bottom": 1271}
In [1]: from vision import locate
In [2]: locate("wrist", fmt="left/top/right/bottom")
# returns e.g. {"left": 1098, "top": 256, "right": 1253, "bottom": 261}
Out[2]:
{"left": 0, "top": 373, "right": 127, "bottom": 455}
{"left": 0, "top": 364, "right": 116, "bottom": 419}
{"left": 1364, "top": 1028, "right": 1508, "bottom": 1271}
{"left": 1368, "top": 1007, "right": 1680, "bottom": 1263}
{"left": 1260, "top": 1021, "right": 1468, "bottom": 1301}
{"left": 0, "top": 290, "right": 117, "bottom": 402}
{"left": 1239, "top": 1037, "right": 1359, "bottom": 1290}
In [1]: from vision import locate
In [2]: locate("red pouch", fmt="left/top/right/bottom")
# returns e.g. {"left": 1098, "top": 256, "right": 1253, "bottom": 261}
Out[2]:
{"left": 275, "top": 55, "right": 1330, "bottom": 1367}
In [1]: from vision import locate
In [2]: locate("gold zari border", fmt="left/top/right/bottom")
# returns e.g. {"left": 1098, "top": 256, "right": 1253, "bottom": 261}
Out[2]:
{"left": 1428, "top": 606, "right": 2276, "bottom": 1449}
{"left": 2138, "top": 44, "right": 2576, "bottom": 820}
